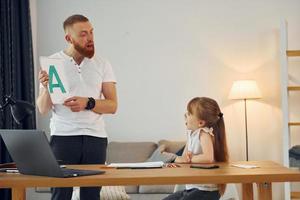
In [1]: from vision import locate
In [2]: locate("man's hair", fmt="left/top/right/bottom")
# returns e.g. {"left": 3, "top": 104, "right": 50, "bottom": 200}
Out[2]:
{"left": 63, "top": 14, "right": 89, "bottom": 31}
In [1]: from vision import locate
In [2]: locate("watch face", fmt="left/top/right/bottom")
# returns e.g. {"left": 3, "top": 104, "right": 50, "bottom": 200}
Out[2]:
{"left": 85, "top": 99, "right": 91, "bottom": 110}
{"left": 87, "top": 101, "right": 91, "bottom": 109}
{"left": 85, "top": 97, "right": 95, "bottom": 110}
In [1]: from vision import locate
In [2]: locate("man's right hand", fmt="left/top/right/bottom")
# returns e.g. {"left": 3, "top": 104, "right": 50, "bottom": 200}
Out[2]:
{"left": 38, "top": 70, "right": 49, "bottom": 88}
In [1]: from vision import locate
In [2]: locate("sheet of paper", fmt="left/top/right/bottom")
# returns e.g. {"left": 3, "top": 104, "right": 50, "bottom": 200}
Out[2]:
{"left": 108, "top": 161, "right": 164, "bottom": 168}
{"left": 39, "top": 57, "right": 70, "bottom": 104}
{"left": 231, "top": 164, "right": 259, "bottom": 169}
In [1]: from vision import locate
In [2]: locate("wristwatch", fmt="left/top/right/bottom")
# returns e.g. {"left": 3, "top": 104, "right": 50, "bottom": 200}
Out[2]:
{"left": 85, "top": 97, "right": 96, "bottom": 110}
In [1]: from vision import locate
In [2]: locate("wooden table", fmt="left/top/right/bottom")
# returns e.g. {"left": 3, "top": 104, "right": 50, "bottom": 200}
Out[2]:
{"left": 1, "top": 161, "right": 300, "bottom": 200}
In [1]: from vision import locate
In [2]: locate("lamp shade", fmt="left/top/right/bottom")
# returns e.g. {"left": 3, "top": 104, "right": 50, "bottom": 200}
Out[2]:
{"left": 228, "top": 80, "right": 262, "bottom": 100}
{"left": 0, "top": 96, "right": 35, "bottom": 124}
{"left": 9, "top": 100, "right": 35, "bottom": 124}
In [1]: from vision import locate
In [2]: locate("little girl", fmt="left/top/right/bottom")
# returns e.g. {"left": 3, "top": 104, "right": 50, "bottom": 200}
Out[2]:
{"left": 163, "top": 97, "right": 229, "bottom": 200}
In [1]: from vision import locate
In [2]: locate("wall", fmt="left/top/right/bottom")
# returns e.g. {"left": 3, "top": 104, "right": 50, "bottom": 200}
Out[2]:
{"left": 31, "top": 0, "right": 300, "bottom": 199}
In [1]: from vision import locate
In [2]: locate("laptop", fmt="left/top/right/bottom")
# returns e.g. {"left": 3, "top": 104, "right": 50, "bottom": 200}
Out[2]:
{"left": 0, "top": 129, "right": 105, "bottom": 178}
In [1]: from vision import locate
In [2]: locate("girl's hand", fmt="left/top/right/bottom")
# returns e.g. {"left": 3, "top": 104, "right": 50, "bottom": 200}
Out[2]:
{"left": 185, "top": 151, "right": 193, "bottom": 163}
{"left": 165, "top": 163, "right": 180, "bottom": 168}
{"left": 174, "top": 152, "right": 193, "bottom": 163}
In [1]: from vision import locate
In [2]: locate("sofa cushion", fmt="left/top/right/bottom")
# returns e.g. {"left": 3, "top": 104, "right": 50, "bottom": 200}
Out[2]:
{"left": 124, "top": 185, "right": 138, "bottom": 193}
{"left": 139, "top": 185, "right": 175, "bottom": 194}
{"left": 129, "top": 194, "right": 170, "bottom": 200}
{"left": 107, "top": 142, "right": 157, "bottom": 163}
{"left": 35, "top": 187, "right": 51, "bottom": 193}
{"left": 146, "top": 145, "right": 177, "bottom": 163}
{"left": 158, "top": 140, "right": 185, "bottom": 154}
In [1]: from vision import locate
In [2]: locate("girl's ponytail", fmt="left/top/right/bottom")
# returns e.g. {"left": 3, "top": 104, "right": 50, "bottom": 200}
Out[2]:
{"left": 212, "top": 114, "right": 228, "bottom": 162}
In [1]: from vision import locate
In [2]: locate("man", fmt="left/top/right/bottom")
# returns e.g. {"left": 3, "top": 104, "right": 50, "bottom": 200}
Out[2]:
{"left": 37, "top": 14, "right": 117, "bottom": 200}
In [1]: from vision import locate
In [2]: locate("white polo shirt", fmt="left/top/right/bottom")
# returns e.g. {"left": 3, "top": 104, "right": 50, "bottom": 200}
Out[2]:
{"left": 47, "top": 51, "right": 116, "bottom": 138}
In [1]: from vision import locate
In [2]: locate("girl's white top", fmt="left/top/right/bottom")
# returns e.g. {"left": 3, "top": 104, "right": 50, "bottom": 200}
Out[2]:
{"left": 185, "top": 127, "right": 219, "bottom": 191}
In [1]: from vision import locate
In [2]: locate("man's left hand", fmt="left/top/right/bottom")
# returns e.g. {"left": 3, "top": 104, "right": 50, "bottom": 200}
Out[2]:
{"left": 63, "top": 96, "right": 88, "bottom": 112}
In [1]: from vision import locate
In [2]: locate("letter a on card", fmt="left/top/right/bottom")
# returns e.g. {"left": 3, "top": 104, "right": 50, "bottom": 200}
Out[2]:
{"left": 48, "top": 65, "right": 66, "bottom": 93}
{"left": 39, "top": 56, "right": 70, "bottom": 104}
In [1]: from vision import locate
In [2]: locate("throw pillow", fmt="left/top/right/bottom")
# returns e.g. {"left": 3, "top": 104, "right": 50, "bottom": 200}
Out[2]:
{"left": 100, "top": 186, "right": 130, "bottom": 200}
{"left": 72, "top": 186, "right": 130, "bottom": 200}
{"left": 146, "top": 145, "right": 177, "bottom": 163}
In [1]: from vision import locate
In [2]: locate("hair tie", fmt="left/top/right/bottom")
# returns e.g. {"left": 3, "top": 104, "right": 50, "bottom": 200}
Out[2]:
{"left": 218, "top": 112, "right": 223, "bottom": 118}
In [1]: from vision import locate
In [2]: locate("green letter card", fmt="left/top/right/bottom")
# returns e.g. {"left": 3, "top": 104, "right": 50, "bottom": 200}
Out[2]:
{"left": 39, "top": 56, "right": 70, "bottom": 104}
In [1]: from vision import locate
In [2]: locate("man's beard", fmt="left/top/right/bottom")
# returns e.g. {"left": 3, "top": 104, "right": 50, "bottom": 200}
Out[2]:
{"left": 73, "top": 42, "right": 95, "bottom": 58}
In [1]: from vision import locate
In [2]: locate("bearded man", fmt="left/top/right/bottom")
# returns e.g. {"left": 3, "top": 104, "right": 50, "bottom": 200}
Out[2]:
{"left": 37, "top": 14, "right": 117, "bottom": 200}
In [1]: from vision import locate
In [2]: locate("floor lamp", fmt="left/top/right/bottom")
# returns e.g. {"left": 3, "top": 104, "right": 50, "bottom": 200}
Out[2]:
{"left": 228, "top": 80, "right": 262, "bottom": 161}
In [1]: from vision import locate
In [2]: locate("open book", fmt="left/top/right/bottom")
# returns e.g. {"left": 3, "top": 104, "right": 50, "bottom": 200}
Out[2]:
{"left": 108, "top": 161, "right": 164, "bottom": 169}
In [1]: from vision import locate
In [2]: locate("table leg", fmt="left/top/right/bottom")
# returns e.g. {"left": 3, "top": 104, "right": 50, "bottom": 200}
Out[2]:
{"left": 257, "top": 182, "right": 272, "bottom": 200}
{"left": 242, "top": 183, "right": 254, "bottom": 200}
{"left": 12, "top": 187, "right": 26, "bottom": 200}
